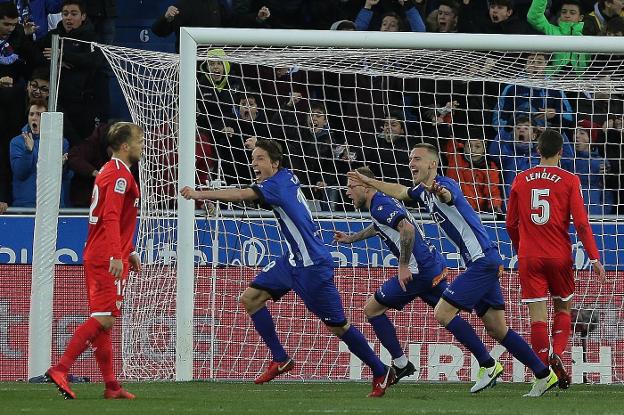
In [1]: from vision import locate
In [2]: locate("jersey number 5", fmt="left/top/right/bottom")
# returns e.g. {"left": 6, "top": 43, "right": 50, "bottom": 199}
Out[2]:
{"left": 531, "top": 188, "right": 550, "bottom": 225}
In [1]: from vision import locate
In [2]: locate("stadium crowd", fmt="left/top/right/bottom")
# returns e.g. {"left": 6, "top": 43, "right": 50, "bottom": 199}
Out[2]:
{"left": 0, "top": 0, "right": 622, "bottom": 215}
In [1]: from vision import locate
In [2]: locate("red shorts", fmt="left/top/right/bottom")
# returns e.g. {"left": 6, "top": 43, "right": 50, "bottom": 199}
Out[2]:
{"left": 518, "top": 257, "right": 574, "bottom": 303}
{"left": 84, "top": 260, "right": 129, "bottom": 317}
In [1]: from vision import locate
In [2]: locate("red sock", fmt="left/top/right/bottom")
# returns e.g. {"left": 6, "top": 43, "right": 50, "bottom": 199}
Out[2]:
{"left": 92, "top": 328, "right": 120, "bottom": 391}
{"left": 530, "top": 321, "right": 550, "bottom": 366}
{"left": 552, "top": 312, "right": 572, "bottom": 357}
{"left": 56, "top": 317, "right": 104, "bottom": 373}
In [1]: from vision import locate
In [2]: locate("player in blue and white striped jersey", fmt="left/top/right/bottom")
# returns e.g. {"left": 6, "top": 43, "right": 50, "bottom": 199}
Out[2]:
{"left": 337, "top": 166, "right": 494, "bottom": 387}
{"left": 182, "top": 139, "right": 394, "bottom": 397}
{"left": 348, "top": 144, "right": 557, "bottom": 397}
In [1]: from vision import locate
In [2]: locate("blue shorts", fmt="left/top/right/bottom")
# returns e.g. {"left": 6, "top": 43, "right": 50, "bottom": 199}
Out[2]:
{"left": 374, "top": 264, "right": 448, "bottom": 311}
{"left": 250, "top": 256, "right": 347, "bottom": 327}
{"left": 442, "top": 249, "right": 505, "bottom": 317}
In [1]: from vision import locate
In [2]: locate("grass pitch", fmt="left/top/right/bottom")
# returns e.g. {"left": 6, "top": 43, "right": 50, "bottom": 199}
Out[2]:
{"left": 1, "top": 381, "right": 623, "bottom": 415}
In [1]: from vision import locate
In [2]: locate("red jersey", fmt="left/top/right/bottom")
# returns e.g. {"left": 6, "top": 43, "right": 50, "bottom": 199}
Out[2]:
{"left": 83, "top": 158, "right": 140, "bottom": 262}
{"left": 506, "top": 165, "right": 599, "bottom": 260}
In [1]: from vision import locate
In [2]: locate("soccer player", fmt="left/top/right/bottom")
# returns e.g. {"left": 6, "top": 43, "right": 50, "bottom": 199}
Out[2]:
{"left": 180, "top": 139, "right": 395, "bottom": 397}
{"left": 506, "top": 129, "right": 606, "bottom": 389}
{"left": 348, "top": 143, "right": 557, "bottom": 397}
{"left": 46, "top": 122, "right": 144, "bottom": 400}
{"left": 337, "top": 166, "right": 504, "bottom": 391}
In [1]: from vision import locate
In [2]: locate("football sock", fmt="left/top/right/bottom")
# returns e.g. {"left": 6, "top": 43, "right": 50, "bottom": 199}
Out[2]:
{"left": 56, "top": 317, "right": 104, "bottom": 373}
{"left": 393, "top": 355, "right": 408, "bottom": 369}
{"left": 502, "top": 328, "right": 550, "bottom": 379}
{"left": 552, "top": 312, "right": 571, "bottom": 357}
{"left": 530, "top": 320, "right": 550, "bottom": 366}
{"left": 250, "top": 307, "right": 288, "bottom": 362}
{"left": 92, "top": 328, "right": 120, "bottom": 391}
{"left": 445, "top": 315, "right": 492, "bottom": 367}
{"left": 341, "top": 326, "right": 386, "bottom": 377}
{"left": 368, "top": 314, "right": 404, "bottom": 361}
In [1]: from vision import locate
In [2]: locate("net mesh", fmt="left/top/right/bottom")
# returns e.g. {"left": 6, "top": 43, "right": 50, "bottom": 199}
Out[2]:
{"left": 86, "top": 39, "right": 624, "bottom": 382}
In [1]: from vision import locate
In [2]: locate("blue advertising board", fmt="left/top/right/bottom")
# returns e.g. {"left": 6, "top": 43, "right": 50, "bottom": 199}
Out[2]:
{"left": 0, "top": 216, "right": 621, "bottom": 270}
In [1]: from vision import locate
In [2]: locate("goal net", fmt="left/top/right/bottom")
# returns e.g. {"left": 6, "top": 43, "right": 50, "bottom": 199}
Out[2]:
{"left": 93, "top": 30, "right": 624, "bottom": 383}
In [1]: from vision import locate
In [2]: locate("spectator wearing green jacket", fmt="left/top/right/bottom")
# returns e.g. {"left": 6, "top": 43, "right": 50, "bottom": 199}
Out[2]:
{"left": 527, "top": 0, "right": 589, "bottom": 73}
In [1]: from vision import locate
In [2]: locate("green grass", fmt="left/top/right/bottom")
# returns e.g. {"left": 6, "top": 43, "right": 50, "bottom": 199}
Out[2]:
{"left": 2, "top": 381, "right": 623, "bottom": 415}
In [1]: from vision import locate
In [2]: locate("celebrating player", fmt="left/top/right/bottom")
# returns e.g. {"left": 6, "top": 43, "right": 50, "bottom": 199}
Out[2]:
{"left": 506, "top": 129, "right": 606, "bottom": 389}
{"left": 46, "top": 122, "right": 144, "bottom": 400}
{"left": 337, "top": 166, "right": 506, "bottom": 391}
{"left": 181, "top": 139, "right": 395, "bottom": 397}
{"left": 348, "top": 143, "right": 557, "bottom": 397}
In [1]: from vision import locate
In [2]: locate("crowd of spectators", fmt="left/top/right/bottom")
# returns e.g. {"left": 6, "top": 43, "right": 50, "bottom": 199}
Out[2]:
{"left": 0, "top": 0, "right": 622, "bottom": 216}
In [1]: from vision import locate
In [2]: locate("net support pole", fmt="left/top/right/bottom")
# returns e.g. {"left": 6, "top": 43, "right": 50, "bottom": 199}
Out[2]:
{"left": 28, "top": 112, "right": 64, "bottom": 379}
{"left": 176, "top": 27, "right": 197, "bottom": 381}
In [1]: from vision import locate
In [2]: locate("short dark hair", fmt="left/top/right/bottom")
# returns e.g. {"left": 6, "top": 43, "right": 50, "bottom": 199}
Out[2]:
{"left": 309, "top": 100, "right": 326, "bottom": 113}
{"left": 490, "top": 0, "right": 514, "bottom": 9}
{"left": 29, "top": 99, "right": 48, "bottom": 110}
{"left": 438, "top": 0, "right": 460, "bottom": 14}
{"left": 0, "top": 3, "right": 19, "bottom": 19}
{"left": 385, "top": 110, "right": 406, "bottom": 132}
{"left": 236, "top": 90, "right": 260, "bottom": 105}
{"left": 515, "top": 114, "right": 533, "bottom": 125}
{"left": 537, "top": 129, "right": 563, "bottom": 158}
{"left": 355, "top": 166, "right": 376, "bottom": 180}
{"left": 412, "top": 142, "right": 439, "bottom": 159}
{"left": 380, "top": 11, "right": 404, "bottom": 29}
{"left": 606, "top": 16, "right": 624, "bottom": 34}
{"left": 62, "top": 0, "right": 86, "bottom": 14}
{"left": 560, "top": 0, "right": 582, "bottom": 11}
{"left": 107, "top": 122, "right": 143, "bottom": 151}
{"left": 30, "top": 67, "right": 50, "bottom": 82}
{"left": 255, "top": 138, "right": 283, "bottom": 167}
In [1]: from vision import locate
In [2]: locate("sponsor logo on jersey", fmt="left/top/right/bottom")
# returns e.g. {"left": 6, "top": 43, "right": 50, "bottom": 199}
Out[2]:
{"left": 386, "top": 210, "right": 398, "bottom": 224}
{"left": 114, "top": 178, "right": 127, "bottom": 194}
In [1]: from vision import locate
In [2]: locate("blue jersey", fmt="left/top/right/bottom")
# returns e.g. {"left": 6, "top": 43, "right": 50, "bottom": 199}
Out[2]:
{"left": 407, "top": 176, "right": 497, "bottom": 266}
{"left": 370, "top": 192, "right": 444, "bottom": 274}
{"left": 252, "top": 168, "right": 332, "bottom": 266}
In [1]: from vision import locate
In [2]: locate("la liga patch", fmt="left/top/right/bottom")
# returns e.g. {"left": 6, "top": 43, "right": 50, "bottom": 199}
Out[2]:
{"left": 114, "top": 178, "right": 127, "bottom": 194}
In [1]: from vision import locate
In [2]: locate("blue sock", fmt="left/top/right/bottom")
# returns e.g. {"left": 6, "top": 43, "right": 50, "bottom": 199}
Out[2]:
{"left": 368, "top": 314, "right": 404, "bottom": 360}
{"left": 341, "top": 326, "right": 386, "bottom": 377}
{"left": 446, "top": 315, "right": 493, "bottom": 367}
{"left": 501, "top": 329, "right": 550, "bottom": 378}
{"left": 250, "top": 307, "right": 288, "bottom": 362}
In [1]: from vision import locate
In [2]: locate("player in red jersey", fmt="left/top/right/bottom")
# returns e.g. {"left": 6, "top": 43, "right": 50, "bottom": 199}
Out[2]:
{"left": 506, "top": 129, "right": 606, "bottom": 390}
{"left": 46, "top": 122, "right": 144, "bottom": 400}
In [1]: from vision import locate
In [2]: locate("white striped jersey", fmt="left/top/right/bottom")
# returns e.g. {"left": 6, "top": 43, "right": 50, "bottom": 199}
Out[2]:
{"left": 407, "top": 176, "right": 497, "bottom": 266}
{"left": 252, "top": 168, "right": 332, "bottom": 266}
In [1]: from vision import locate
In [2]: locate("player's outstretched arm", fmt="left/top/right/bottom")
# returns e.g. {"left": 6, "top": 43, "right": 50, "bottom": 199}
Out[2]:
{"left": 180, "top": 186, "right": 259, "bottom": 203}
{"left": 425, "top": 181, "right": 452, "bottom": 204}
{"left": 346, "top": 171, "right": 410, "bottom": 201}
{"left": 333, "top": 224, "right": 377, "bottom": 244}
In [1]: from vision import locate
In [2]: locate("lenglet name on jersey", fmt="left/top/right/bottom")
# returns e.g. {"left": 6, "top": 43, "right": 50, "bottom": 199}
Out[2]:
{"left": 525, "top": 170, "right": 562, "bottom": 183}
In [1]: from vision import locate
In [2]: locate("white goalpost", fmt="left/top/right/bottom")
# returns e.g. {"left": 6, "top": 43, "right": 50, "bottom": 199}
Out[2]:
{"left": 88, "top": 29, "right": 624, "bottom": 383}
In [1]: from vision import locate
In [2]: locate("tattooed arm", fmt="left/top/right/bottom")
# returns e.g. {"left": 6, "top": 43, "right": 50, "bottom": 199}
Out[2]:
{"left": 333, "top": 224, "right": 377, "bottom": 244}
{"left": 397, "top": 218, "right": 415, "bottom": 291}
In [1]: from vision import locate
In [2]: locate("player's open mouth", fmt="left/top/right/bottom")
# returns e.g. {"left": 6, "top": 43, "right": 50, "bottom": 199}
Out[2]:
{"left": 253, "top": 169, "right": 261, "bottom": 178}
{"left": 31, "top": 123, "right": 38, "bottom": 131}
